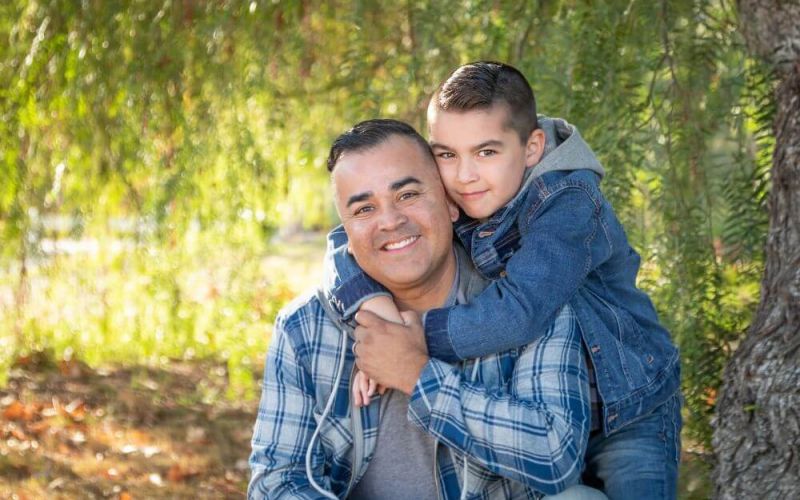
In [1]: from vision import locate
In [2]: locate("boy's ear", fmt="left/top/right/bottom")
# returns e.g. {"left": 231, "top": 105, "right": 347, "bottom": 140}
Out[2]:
{"left": 525, "top": 128, "right": 546, "bottom": 168}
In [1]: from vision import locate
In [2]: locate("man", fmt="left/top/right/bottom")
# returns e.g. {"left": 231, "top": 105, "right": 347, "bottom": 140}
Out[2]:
{"left": 249, "top": 119, "right": 598, "bottom": 499}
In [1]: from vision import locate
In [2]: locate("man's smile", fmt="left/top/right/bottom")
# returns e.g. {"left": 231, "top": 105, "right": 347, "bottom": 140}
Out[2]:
{"left": 381, "top": 235, "right": 420, "bottom": 252}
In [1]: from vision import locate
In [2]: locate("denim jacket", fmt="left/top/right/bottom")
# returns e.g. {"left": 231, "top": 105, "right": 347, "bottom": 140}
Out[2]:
{"left": 250, "top": 246, "right": 591, "bottom": 498}
{"left": 323, "top": 117, "right": 681, "bottom": 434}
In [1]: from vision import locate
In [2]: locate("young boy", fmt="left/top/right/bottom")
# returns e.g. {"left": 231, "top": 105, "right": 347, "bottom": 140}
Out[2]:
{"left": 323, "top": 62, "right": 682, "bottom": 500}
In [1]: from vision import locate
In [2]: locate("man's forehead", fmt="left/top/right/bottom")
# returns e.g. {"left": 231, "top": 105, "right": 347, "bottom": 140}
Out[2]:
{"left": 334, "top": 140, "right": 435, "bottom": 193}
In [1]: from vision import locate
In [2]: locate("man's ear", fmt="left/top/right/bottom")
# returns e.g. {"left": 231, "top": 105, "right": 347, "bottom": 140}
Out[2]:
{"left": 525, "top": 128, "right": 546, "bottom": 168}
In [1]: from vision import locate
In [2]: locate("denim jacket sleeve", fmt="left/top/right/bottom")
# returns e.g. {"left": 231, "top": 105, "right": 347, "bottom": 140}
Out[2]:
{"left": 322, "top": 225, "right": 391, "bottom": 320}
{"left": 248, "top": 315, "right": 332, "bottom": 499}
{"left": 408, "top": 306, "right": 590, "bottom": 495}
{"left": 425, "top": 182, "right": 613, "bottom": 361}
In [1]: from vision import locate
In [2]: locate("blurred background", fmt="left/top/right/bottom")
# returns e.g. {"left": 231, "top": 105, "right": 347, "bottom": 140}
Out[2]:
{"left": 0, "top": 0, "right": 771, "bottom": 497}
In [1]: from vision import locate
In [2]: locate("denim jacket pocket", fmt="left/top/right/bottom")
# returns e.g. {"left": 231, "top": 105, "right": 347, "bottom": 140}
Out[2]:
{"left": 584, "top": 287, "right": 651, "bottom": 388}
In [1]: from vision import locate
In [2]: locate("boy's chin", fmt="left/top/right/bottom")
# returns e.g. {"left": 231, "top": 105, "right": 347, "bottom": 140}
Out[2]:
{"left": 461, "top": 205, "right": 499, "bottom": 220}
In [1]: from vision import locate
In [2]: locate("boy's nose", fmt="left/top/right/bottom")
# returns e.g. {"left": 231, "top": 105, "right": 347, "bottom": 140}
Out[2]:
{"left": 457, "top": 159, "right": 480, "bottom": 183}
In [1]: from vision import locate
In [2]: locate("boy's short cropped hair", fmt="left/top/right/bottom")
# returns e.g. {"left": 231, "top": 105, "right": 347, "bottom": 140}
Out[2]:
{"left": 327, "top": 119, "right": 434, "bottom": 172}
{"left": 430, "top": 61, "right": 538, "bottom": 143}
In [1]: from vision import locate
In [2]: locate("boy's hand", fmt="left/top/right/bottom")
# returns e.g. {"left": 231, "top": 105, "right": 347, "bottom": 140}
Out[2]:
{"left": 352, "top": 369, "right": 388, "bottom": 407}
{"left": 352, "top": 310, "right": 428, "bottom": 395}
{"left": 359, "top": 295, "right": 403, "bottom": 324}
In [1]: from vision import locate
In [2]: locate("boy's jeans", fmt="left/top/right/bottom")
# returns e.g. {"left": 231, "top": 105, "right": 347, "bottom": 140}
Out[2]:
{"left": 582, "top": 392, "right": 682, "bottom": 500}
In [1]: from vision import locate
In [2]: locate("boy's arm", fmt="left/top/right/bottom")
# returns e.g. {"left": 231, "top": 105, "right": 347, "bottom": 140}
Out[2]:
{"left": 425, "top": 185, "right": 613, "bottom": 362}
{"left": 248, "top": 317, "right": 333, "bottom": 499}
{"left": 408, "top": 306, "right": 591, "bottom": 496}
{"left": 323, "top": 225, "right": 391, "bottom": 319}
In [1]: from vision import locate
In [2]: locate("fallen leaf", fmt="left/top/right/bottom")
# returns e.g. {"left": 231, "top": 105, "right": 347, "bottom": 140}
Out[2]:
{"left": 64, "top": 399, "right": 87, "bottom": 421}
{"left": 10, "top": 426, "right": 28, "bottom": 441}
{"left": 3, "top": 400, "right": 31, "bottom": 421}
{"left": 167, "top": 464, "right": 186, "bottom": 482}
{"left": 167, "top": 464, "right": 200, "bottom": 482}
{"left": 27, "top": 419, "right": 52, "bottom": 436}
{"left": 119, "top": 492, "right": 133, "bottom": 500}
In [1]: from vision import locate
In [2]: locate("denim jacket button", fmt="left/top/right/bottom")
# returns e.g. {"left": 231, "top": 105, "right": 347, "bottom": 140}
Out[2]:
{"left": 499, "top": 270, "right": 508, "bottom": 278}
{"left": 477, "top": 230, "right": 495, "bottom": 238}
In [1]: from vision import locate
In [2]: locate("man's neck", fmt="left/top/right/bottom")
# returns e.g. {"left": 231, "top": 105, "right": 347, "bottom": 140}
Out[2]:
{"left": 390, "top": 250, "right": 457, "bottom": 314}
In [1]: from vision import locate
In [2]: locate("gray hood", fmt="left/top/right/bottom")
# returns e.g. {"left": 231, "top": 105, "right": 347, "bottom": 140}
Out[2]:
{"left": 523, "top": 116, "right": 605, "bottom": 187}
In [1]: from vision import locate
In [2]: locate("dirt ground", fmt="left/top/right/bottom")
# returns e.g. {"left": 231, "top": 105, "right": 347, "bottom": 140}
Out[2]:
{"left": 1, "top": 352, "right": 713, "bottom": 499}
{"left": 0, "top": 353, "right": 255, "bottom": 499}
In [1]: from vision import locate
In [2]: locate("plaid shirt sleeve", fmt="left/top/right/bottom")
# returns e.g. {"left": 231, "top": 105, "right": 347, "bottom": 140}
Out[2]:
{"left": 248, "top": 309, "right": 331, "bottom": 500}
{"left": 408, "top": 305, "right": 591, "bottom": 496}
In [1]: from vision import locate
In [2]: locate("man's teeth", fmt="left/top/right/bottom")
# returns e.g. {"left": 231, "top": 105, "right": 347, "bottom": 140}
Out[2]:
{"left": 384, "top": 236, "right": 418, "bottom": 250}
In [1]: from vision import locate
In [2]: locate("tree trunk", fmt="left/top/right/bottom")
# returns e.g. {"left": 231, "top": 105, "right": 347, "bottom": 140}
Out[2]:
{"left": 712, "top": 2, "right": 800, "bottom": 498}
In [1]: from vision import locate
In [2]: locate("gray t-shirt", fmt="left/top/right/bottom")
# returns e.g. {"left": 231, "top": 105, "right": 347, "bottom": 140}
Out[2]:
{"left": 349, "top": 251, "right": 463, "bottom": 499}
{"left": 348, "top": 390, "right": 437, "bottom": 499}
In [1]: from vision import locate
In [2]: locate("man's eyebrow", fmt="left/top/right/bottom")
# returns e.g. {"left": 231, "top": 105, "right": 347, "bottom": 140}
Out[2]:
{"left": 390, "top": 176, "right": 422, "bottom": 191}
{"left": 346, "top": 191, "right": 373, "bottom": 208}
{"left": 345, "top": 177, "right": 422, "bottom": 207}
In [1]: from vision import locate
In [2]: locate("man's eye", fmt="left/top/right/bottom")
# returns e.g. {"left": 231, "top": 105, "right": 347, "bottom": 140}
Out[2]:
{"left": 353, "top": 205, "right": 373, "bottom": 216}
{"left": 399, "top": 191, "right": 419, "bottom": 201}
{"left": 478, "top": 149, "right": 497, "bottom": 157}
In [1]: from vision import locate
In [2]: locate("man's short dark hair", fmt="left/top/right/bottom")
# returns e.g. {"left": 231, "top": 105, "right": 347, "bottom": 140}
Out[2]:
{"left": 431, "top": 61, "right": 538, "bottom": 143}
{"left": 327, "top": 119, "right": 434, "bottom": 172}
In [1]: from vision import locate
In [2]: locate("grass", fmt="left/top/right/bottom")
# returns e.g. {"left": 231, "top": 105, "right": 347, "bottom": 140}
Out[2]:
{"left": 0, "top": 231, "right": 327, "bottom": 393}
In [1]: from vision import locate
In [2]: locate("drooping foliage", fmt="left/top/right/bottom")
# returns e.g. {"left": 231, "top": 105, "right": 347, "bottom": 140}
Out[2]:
{"left": 0, "top": 0, "right": 770, "bottom": 445}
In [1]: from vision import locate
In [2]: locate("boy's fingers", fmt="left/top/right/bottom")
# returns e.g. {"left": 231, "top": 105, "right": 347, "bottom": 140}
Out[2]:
{"left": 368, "top": 378, "right": 377, "bottom": 397}
{"left": 354, "top": 309, "right": 380, "bottom": 327}
{"left": 377, "top": 384, "right": 388, "bottom": 395}
{"left": 352, "top": 384, "right": 363, "bottom": 407}
{"left": 399, "top": 310, "right": 421, "bottom": 327}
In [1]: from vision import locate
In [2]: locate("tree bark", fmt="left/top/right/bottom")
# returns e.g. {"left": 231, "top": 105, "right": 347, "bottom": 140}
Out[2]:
{"left": 713, "top": 1, "right": 800, "bottom": 498}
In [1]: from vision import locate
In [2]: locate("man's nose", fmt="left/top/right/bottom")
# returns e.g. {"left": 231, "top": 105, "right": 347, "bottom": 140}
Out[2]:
{"left": 377, "top": 205, "right": 408, "bottom": 231}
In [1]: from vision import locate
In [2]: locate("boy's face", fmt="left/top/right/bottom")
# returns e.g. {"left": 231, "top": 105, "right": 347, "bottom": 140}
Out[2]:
{"left": 428, "top": 103, "right": 545, "bottom": 220}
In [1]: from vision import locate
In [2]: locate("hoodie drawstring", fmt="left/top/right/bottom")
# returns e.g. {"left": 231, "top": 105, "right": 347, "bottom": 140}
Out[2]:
{"left": 306, "top": 330, "right": 349, "bottom": 499}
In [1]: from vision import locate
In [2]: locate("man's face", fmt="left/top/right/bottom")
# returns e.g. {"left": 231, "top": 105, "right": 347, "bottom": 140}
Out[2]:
{"left": 333, "top": 135, "right": 459, "bottom": 295}
{"left": 428, "top": 103, "right": 544, "bottom": 220}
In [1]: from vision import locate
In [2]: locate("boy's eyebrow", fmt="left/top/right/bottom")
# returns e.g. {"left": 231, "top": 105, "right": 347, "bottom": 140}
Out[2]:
{"left": 473, "top": 139, "right": 504, "bottom": 150}
{"left": 345, "top": 177, "right": 421, "bottom": 207}
{"left": 429, "top": 140, "right": 504, "bottom": 150}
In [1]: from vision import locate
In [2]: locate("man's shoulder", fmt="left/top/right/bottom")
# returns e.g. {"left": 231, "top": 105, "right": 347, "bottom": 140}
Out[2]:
{"left": 274, "top": 288, "right": 337, "bottom": 339}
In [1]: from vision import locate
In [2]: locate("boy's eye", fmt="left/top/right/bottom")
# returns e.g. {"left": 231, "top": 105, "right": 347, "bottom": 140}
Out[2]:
{"left": 436, "top": 151, "right": 456, "bottom": 160}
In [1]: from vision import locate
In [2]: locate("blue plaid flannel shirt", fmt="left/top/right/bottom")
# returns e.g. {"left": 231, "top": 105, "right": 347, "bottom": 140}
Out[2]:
{"left": 249, "top": 257, "right": 591, "bottom": 499}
